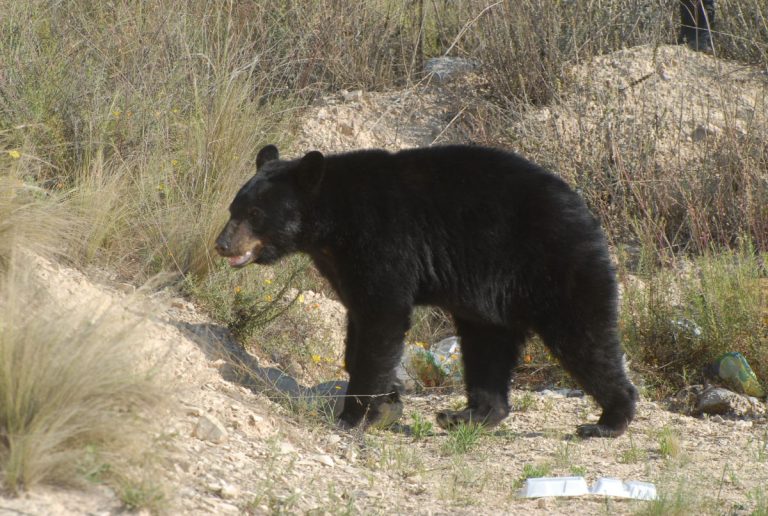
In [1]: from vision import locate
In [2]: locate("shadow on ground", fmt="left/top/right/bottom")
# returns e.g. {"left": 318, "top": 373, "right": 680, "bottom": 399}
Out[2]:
{"left": 172, "top": 320, "right": 349, "bottom": 418}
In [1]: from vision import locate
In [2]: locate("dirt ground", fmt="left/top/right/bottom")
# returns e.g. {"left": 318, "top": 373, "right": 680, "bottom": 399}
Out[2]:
{"left": 2, "top": 44, "right": 767, "bottom": 515}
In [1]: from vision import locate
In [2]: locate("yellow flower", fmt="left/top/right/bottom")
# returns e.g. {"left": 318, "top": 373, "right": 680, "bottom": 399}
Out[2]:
{"left": 264, "top": 294, "right": 273, "bottom": 302}
{"left": 415, "top": 341, "right": 428, "bottom": 349}
{"left": 334, "top": 385, "right": 342, "bottom": 390}
{"left": 311, "top": 354, "right": 322, "bottom": 364}
{"left": 234, "top": 286, "right": 242, "bottom": 294}
{"left": 264, "top": 279, "right": 273, "bottom": 285}
{"left": 7, "top": 150, "right": 21, "bottom": 159}
{"left": 298, "top": 294, "right": 305, "bottom": 303}
{"left": 112, "top": 109, "right": 121, "bottom": 118}
{"left": 171, "top": 159, "right": 179, "bottom": 167}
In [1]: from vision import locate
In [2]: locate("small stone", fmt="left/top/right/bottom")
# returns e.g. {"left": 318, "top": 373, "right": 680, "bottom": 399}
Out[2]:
{"left": 220, "top": 482, "right": 240, "bottom": 499}
{"left": 194, "top": 414, "right": 228, "bottom": 443}
{"left": 313, "top": 454, "right": 335, "bottom": 467}
{"left": 170, "top": 298, "right": 187, "bottom": 309}
{"left": 342, "top": 89, "right": 363, "bottom": 102}
{"left": 344, "top": 447, "right": 358, "bottom": 463}
{"left": 218, "top": 502, "right": 240, "bottom": 514}
{"left": 185, "top": 405, "right": 202, "bottom": 417}
{"left": 656, "top": 63, "right": 671, "bottom": 81}
{"left": 286, "top": 361, "right": 303, "bottom": 378}
{"left": 339, "top": 122, "right": 355, "bottom": 136}
{"left": 326, "top": 434, "right": 342, "bottom": 446}
{"left": 692, "top": 123, "right": 719, "bottom": 142}
{"left": 278, "top": 441, "right": 296, "bottom": 455}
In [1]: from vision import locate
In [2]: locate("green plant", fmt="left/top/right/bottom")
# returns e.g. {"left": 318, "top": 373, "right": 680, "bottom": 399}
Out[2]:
{"left": 621, "top": 247, "right": 767, "bottom": 397}
{"left": 514, "top": 392, "right": 536, "bottom": 412}
{"left": 634, "top": 484, "right": 695, "bottom": 516}
{"left": 410, "top": 412, "right": 434, "bottom": 440}
{"left": 749, "top": 486, "right": 768, "bottom": 516}
{"left": 620, "top": 432, "right": 647, "bottom": 464}
{"left": 570, "top": 465, "right": 587, "bottom": 477}
{"left": 116, "top": 473, "right": 167, "bottom": 514}
{"left": 438, "top": 459, "right": 488, "bottom": 506}
{"left": 553, "top": 441, "right": 574, "bottom": 468}
{"left": 751, "top": 431, "right": 768, "bottom": 463}
{"left": 442, "top": 422, "right": 484, "bottom": 455}
{"left": 406, "top": 346, "right": 460, "bottom": 389}
{"left": 658, "top": 427, "right": 682, "bottom": 459}
{"left": 184, "top": 258, "right": 308, "bottom": 342}
{"left": 515, "top": 462, "right": 553, "bottom": 488}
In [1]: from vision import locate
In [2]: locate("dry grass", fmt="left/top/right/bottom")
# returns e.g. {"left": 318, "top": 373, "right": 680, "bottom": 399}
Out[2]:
{"left": 0, "top": 255, "right": 166, "bottom": 496}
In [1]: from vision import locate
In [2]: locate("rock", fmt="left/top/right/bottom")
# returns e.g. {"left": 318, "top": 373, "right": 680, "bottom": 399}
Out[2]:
{"left": 424, "top": 57, "right": 478, "bottom": 83}
{"left": 286, "top": 361, "right": 303, "bottom": 378}
{"left": 668, "top": 385, "right": 705, "bottom": 414}
{"left": 342, "top": 89, "right": 363, "bottom": 102}
{"left": 695, "top": 387, "right": 767, "bottom": 417}
{"left": 194, "top": 414, "right": 229, "bottom": 443}
{"left": 170, "top": 297, "right": 193, "bottom": 311}
{"left": 312, "top": 454, "right": 335, "bottom": 467}
{"left": 696, "top": 388, "right": 732, "bottom": 415}
{"left": 691, "top": 123, "right": 719, "bottom": 142}
{"left": 219, "top": 482, "right": 240, "bottom": 499}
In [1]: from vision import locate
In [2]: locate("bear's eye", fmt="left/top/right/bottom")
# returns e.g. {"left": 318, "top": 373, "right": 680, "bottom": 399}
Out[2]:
{"left": 248, "top": 206, "right": 265, "bottom": 223}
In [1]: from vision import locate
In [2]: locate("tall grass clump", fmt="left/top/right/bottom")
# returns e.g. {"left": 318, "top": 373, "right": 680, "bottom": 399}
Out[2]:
{"left": 621, "top": 247, "right": 767, "bottom": 396}
{"left": 0, "top": 256, "right": 166, "bottom": 494}
{"left": 1, "top": 1, "right": 297, "bottom": 280}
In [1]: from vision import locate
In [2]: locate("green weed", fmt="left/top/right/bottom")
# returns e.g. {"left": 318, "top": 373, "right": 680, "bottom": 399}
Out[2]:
{"left": 658, "top": 427, "right": 682, "bottom": 460}
{"left": 442, "top": 422, "right": 484, "bottom": 455}
{"left": 410, "top": 412, "right": 435, "bottom": 440}
{"left": 515, "top": 462, "right": 553, "bottom": 489}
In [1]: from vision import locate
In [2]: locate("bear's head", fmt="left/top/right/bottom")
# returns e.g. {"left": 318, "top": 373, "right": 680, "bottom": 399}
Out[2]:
{"left": 215, "top": 144, "right": 325, "bottom": 267}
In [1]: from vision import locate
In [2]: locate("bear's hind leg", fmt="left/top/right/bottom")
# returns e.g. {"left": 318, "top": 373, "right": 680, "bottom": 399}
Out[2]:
{"left": 539, "top": 325, "right": 637, "bottom": 438}
{"left": 435, "top": 319, "right": 525, "bottom": 430}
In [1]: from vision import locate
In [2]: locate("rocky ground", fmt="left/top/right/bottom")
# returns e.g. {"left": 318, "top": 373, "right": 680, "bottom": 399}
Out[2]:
{"left": 2, "top": 45, "right": 767, "bottom": 515}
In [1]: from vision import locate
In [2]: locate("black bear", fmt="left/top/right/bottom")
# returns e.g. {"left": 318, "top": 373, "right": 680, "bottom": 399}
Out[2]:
{"left": 215, "top": 144, "right": 637, "bottom": 438}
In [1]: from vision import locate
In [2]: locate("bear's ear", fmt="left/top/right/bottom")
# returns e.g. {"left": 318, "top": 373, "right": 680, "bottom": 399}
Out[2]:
{"left": 296, "top": 150, "right": 325, "bottom": 194}
{"left": 256, "top": 144, "right": 279, "bottom": 170}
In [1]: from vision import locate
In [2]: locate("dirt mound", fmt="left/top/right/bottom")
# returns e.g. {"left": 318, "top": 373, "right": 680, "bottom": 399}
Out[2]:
{"left": 515, "top": 44, "right": 767, "bottom": 167}
{"left": 294, "top": 81, "right": 471, "bottom": 154}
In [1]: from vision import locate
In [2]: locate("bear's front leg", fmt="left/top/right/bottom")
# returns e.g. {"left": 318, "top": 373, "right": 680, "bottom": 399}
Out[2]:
{"left": 338, "top": 309, "right": 409, "bottom": 430}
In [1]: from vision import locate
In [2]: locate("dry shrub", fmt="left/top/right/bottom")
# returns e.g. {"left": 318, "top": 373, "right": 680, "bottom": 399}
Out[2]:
{"left": 471, "top": 0, "right": 670, "bottom": 106}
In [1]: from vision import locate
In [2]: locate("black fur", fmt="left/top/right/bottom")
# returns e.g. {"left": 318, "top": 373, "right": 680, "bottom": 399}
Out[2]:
{"left": 216, "top": 145, "right": 638, "bottom": 437}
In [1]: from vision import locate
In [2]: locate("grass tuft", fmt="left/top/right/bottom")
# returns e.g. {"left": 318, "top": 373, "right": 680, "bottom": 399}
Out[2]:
{"left": 0, "top": 257, "right": 166, "bottom": 497}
